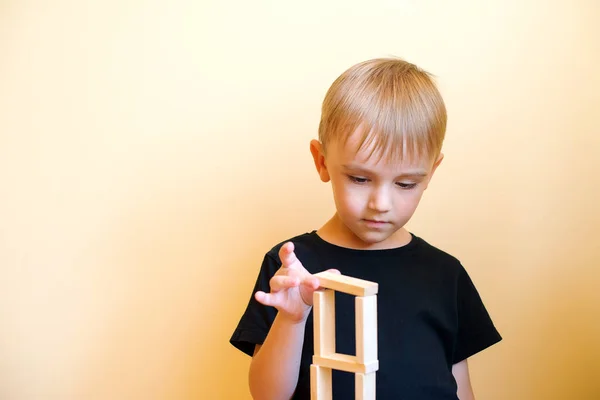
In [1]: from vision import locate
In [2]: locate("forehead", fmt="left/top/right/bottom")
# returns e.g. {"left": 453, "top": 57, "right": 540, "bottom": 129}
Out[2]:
{"left": 328, "top": 131, "right": 433, "bottom": 172}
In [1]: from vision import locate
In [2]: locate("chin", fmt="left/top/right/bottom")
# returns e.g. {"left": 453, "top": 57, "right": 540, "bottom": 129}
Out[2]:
{"left": 353, "top": 230, "right": 394, "bottom": 246}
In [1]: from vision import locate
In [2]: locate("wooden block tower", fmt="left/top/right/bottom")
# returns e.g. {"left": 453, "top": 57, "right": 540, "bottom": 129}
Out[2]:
{"left": 310, "top": 271, "right": 379, "bottom": 400}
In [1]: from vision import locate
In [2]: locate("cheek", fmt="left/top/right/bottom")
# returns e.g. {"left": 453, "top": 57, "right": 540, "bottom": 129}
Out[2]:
{"left": 332, "top": 181, "right": 363, "bottom": 211}
{"left": 395, "top": 190, "right": 425, "bottom": 212}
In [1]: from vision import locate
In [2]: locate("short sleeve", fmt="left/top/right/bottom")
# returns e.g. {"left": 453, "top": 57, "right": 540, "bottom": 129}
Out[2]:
{"left": 229, "top": 253, "right": 280, "bottom": 356}
{"left": 453, "top": 267, "right": 502, "bottom": 363}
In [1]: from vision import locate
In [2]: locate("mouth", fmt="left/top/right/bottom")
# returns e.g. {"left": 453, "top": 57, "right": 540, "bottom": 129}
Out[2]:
{"left": 364, "top": 219, "right": 389, "bottom": 225}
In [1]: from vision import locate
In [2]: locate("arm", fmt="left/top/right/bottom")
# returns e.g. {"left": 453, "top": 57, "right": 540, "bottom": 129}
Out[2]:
{"left": 249, "top": 314, "right": 307, "bottom": 400}
{"left": 452, "top": 359, "right": 475, "bottom": 400}
{"left": 248, "top": 242, "right": 339, "bottom": 400}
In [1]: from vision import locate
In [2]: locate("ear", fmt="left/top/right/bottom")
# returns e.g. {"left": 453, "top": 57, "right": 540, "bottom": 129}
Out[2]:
{"left": 424, "top": 153, "right": 444, "bottom": 190}
{"left": 431, "top": 152, "right": 444, "bottom": 176}
{"left": 309, "top": 139, "right": 330, "bottom": 182}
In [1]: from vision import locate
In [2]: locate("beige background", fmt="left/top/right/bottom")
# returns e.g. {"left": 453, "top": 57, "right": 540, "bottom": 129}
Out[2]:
{"left": 1, "top": 0, "right": 599, "bottom": 399}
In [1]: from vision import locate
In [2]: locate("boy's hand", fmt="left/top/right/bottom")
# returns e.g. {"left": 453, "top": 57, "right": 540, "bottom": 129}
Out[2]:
{"left": 255, "top": 242, "right": 339, "bottom": 324}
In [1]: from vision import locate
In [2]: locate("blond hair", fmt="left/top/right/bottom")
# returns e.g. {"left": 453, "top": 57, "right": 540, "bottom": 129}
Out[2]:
{"left": 318, "top": 57, "right": 447, "bottom": 163}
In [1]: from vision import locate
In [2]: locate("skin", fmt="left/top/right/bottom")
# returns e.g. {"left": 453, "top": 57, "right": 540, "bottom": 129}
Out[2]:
{"left": 249, "top": 131, "right": 474, "bottom": 400}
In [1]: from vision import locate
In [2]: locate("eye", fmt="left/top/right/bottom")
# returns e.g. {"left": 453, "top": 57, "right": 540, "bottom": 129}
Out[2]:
{"left": 348, "top": 175, "right": 369, "bottom": 184}
{"left": 396, "top": 182, "right": 417, "bottom": 189}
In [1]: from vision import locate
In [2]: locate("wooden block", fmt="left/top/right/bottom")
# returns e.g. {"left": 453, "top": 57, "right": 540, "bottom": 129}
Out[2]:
{"left": 356, "top": 372, "right": 376, "bottom": 400}
{"left": 313, "top": 354, "right": 379, "bottom": 374}
{"left": 310, "top": 364, "right": 332, "bottom": 400}
{"left": 356, "top": 295, "right": 378, "bottom": 364}
{"left": 311, "top": 273, "right": 380, "bottom": 399}
{"left": 313, "top": 289, "right": 335, "bottom": 356}
{"left": 314, "top": 271, "right": 379, "bottom": 296}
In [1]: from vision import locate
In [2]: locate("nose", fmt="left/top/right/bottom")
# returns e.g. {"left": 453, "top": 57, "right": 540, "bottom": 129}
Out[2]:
{"left": 368, "top": 185, "right": 392, "bottom": 213}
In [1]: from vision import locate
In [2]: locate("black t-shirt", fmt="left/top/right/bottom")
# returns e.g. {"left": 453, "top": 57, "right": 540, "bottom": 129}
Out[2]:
{"left": 230, "top": 231, "right": 502, "bottom": 399}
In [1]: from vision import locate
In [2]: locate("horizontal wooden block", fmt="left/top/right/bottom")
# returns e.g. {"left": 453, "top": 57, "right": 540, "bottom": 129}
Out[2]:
{"left": 314, "top": 271, "right": 379, "bottom": 296}
{"left": 313, "top": 353, "right": 379, "bottom": 374}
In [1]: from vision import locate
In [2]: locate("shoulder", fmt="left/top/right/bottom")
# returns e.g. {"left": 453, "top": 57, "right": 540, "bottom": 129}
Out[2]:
{"left": 411, "top": 234, "right": 465, "bottom": 271}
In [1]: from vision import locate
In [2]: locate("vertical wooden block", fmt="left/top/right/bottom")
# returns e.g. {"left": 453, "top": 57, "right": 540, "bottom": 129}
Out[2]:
{"left": 311, "top": 364, "right": 332, "bottom": 400}
{"left": 356, "top": 295, "right": 378, "bottom": 364}
{"left": 355, "top": 372, "right": 376, "bottom": 400}
{"left": 314, "top": 289, "right": 335, "bottom": 356}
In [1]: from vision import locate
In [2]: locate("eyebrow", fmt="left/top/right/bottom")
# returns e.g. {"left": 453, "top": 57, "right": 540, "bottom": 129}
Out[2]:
{"left": 341, "top": 164, "right": 428, "bottom": 177}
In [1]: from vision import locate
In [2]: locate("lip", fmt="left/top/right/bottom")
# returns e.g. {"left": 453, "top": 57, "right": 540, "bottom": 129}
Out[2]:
{"left": 364, "top": 219, "right": 389, "bottom": 226}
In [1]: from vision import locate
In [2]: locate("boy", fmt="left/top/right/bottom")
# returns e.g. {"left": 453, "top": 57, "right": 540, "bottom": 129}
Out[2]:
{"left": 230, "top": 58, "right": 501, "bottom": 399}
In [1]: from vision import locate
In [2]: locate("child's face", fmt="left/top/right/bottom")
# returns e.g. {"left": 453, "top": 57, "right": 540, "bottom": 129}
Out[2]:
{"left": 311, "top": 132, "right": 442, "bottom": 249}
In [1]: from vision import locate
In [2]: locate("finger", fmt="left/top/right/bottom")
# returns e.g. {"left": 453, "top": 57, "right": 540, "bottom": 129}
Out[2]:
{"left": 279, "top": 242, "right": 301, "bottom": 270}
{"left": 301, "top": 275, "right": 320, "bottom": 290}
{"left": 270, "top": 275, "right": 300, "bottom": 291}
{"left": 298, "top": 276, "right": 323, "bottom": 305}
{"left": 326, "top": 268, "right": 341, "bottom": 275}
{"left": 255, "top": 290, "right": 279, "bottom": 307}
